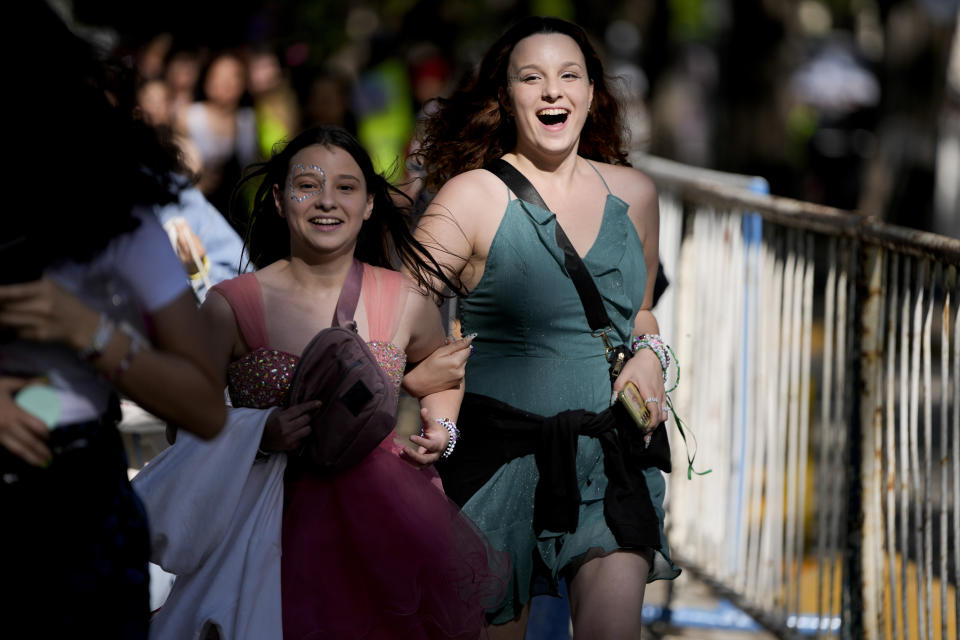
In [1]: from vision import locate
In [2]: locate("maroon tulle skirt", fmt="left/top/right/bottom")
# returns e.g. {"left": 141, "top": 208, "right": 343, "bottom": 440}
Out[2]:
{"left": 281, "top": 437, "right": 509, "bottom": 639}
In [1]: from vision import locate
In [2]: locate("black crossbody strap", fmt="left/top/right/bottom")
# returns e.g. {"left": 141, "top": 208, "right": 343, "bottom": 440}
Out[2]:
{"left": 486, "top": 158, "right": 549, "bottom": 210}
{"left": 485, "top": 158, "right": 611, "bottom": 332}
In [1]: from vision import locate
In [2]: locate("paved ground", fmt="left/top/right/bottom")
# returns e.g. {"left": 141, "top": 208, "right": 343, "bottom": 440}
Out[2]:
{"left": 642, "top": 573, "right": 777, "bottom": 639}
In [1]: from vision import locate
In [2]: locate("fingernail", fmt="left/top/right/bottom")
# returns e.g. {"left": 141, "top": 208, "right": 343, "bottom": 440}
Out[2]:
{"left": 610, "top": 391, "right": 619, "bottom": 406}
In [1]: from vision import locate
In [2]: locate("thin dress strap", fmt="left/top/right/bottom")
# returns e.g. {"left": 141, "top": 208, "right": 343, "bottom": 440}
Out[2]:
{"left": 361, "top": 264, "right": 409, "bottom": 343}
{"left": 585, "top": 159, "right": 612, "bottom": 194}
{"left": 209, "top": 273, "right": 269, "bottom": 351}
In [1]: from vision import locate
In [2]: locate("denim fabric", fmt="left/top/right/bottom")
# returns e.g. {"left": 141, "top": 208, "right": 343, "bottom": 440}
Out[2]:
{"left": 155, "top": 184, "right": 249, "bottom": 300}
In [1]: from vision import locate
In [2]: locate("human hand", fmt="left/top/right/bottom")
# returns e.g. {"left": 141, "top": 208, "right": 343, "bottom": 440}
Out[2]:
{"left": 260, "top": 400, "right": 322, "bottom": 452}
{"left": 0, "top": 278, "right": 100, "bottom": 351}
{"left": 400, "top": 407, "right": 449, "bottom": 469}
{"left": 401, "top": 333, "right": 475, "bottom": 398}
{"left": 0, "top": 377, "right": 51, "bottom": 467}
{"left": 613, "top": 350, "right": 669, "bottom": 427}
{"left": 167, "top": 219, "right": 208, "bottom": 275}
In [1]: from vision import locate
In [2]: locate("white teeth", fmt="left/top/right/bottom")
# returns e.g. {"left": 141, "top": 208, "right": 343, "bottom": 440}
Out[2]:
{"left": 537, "top": 108, "right": 568, "bottom": 115}
{"left": 310, "top": 217, "right": 341, "bottom": 224}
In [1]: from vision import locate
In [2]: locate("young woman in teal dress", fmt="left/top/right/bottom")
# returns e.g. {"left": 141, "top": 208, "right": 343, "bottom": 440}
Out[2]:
{"left": 415, "top": 16, "right": 680, "bottom": 639}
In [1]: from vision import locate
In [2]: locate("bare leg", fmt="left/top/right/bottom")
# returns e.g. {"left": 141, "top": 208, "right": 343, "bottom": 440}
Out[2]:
{"left": 486, "top": 604, "right": 530, "bottom": 640}
{"left": 567, "top": 550, "right": 650, "bottom": 639}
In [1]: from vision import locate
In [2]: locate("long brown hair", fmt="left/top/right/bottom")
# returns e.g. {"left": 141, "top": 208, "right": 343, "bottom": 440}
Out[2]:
{"left": 235, "top": 126, "right": 460, "bottom": 298}
{"left": 417, "top": 16, "right": 629, "bottom": 192}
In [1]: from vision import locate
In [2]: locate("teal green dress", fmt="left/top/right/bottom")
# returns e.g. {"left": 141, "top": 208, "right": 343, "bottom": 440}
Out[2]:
{"left": 458, "top": 162, "right": 680, "bottom": 623}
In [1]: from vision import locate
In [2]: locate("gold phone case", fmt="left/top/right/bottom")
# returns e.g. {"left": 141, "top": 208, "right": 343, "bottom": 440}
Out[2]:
{"left": 619, "top": 381, "right": 653, "bottom": 434}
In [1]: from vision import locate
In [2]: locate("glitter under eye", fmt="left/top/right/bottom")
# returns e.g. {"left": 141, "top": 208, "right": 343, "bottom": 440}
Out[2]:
{"left": 289, "top": 163, "right": 326, "bottom": 203}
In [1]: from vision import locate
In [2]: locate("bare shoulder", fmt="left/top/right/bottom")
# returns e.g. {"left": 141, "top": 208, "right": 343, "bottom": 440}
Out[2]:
{"left": 244, "top": 260, "right": 292, "bottom": 296}
{"left": 200, "top": 287, "right": 238, "bottom": 332}
{"left": 199, "top": 287, "right": 245, "bottom": 361}
{"left": 375, "top": 268, "right": 428, "bottom": 327}
{"left": 428, "top": 168, "right": 509, "bottom": 219}
{"left": 591, "top": 162, "right": 658, "bottom": 211}
{"left": 417, "top": 168, "right": 511, "bottom": 280}
{"left": 251, "top": 260, "right": 285, "bottom": 283}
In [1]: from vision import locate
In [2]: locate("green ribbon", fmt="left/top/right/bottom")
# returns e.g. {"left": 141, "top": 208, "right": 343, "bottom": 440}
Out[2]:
{"left": 663, "top": 345, "right": 711, "bottom": 480}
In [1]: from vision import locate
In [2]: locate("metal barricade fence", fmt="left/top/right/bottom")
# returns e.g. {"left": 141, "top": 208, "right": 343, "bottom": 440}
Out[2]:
{"left": 634, "top": 153, "right": 960, "bottom": 640}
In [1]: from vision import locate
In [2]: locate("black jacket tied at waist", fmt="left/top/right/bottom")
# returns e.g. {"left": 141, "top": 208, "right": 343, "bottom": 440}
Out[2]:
{"left": 436, "top": 392, "right": 671, "bottom": 551}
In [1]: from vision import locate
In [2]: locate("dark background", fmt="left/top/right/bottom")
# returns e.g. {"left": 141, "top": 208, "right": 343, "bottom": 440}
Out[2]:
{"left": 65, "top": 0, "right": 960, "bottom": 236}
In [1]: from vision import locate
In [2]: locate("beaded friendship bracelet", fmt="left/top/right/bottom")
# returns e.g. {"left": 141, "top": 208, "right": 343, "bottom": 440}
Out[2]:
{"left": 629, "top": 335, "right": 707, "bottom": 478}
{"left": 189, "top": 255, "right": 211, "bottom": 281}
{"left": 630, "top": 334, "right": 670, "bottom": 378}
{"left": 435, "top": 417, "right": 460, "bottom": 459}
{"left": 79, "top": 313, "right": 116, "bottom": 362}
{"left": 110, "top": 323, "right": 146, "bottom": 382}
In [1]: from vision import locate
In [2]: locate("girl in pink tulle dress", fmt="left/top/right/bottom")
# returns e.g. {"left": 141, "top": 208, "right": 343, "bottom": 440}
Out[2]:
{"left": 203, "top": 126, "right": 506, "bottom": 639}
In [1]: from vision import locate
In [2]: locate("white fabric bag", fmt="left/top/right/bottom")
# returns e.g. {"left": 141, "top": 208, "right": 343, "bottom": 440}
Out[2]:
{"left": 132, "top": 407, "right": 285, "bottom": 640}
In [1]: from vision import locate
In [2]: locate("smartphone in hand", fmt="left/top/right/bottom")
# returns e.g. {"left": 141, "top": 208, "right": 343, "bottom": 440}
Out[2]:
{"left": 618, "top": 381, "right": 653, "bottom": 434}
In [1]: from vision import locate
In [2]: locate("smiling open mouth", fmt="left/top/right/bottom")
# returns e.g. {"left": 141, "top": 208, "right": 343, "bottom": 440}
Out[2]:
{"left": 310, "top": 216, "right": 342, "bottom": 227}
{"left": 537, "top": 108, "right": 568, "bottom": 125}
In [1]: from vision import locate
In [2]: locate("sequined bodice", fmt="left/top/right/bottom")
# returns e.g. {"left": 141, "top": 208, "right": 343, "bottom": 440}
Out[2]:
{"left": 227, "top": 341, "right": 407, "bottom": 409}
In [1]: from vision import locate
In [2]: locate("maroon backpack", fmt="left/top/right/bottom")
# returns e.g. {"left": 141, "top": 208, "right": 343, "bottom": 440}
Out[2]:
{"left": 285, "top": 260, "right": 397, "bottom": 474}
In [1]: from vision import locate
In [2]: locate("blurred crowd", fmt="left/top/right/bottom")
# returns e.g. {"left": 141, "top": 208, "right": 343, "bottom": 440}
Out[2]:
{"left": 87, "top": 2, "right": 664, "bottom": 227}
{"left": 73, "top": 0, "right": 959, "bottom": 237}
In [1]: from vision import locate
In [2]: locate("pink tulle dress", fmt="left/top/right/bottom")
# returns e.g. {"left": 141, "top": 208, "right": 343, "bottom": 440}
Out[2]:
{"left": 210, "top": 265, "right": 507, "bottom": 640}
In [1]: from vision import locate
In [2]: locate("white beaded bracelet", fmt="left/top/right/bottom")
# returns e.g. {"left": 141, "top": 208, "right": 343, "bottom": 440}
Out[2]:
{"left": 435, "top": 417, "right": 460, "bottom": 459}
{"left": 631, "top": 334, "right": 670, "bottom": 381}
{"left": 631, "top": 334, "right": 680, "bottom": 393}
{"left": 79, "top": 313, "right": 116, "bottom": 362}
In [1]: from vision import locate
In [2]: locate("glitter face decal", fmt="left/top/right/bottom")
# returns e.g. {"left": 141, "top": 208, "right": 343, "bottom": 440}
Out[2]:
{"left": 288, "top": 163, "right": 326, "bottom": 203}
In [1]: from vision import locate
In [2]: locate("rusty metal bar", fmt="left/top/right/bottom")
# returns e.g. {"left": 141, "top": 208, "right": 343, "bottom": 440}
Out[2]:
{"left": 633, "top": 153, "right": 960, "bottom": 264}
{"left": 884, "top": 253, "right": 902, "bottom": 640}
{"left": 922, "top": 264, "right": 934, "bottom": 640}
{"left": 833, "top": 240, "right": 854, "bottom": 637}
{"left": 910, "top": 260, "right": 929, "bottom": 640}
{"left": 844, "top": 238, "right": 865, "bottom": 640}
{"left": 784, "top": 229, "right": 801, "bottom": 620}
{"left": 816, "top": 238, "right": 838, "bottom": 639}
{"left": 859, "top": 244, "right": 885, "bottom": 638}
{"left": 898, "top": 259, "right": 913, "bottom": 638}
{"left": 952, "top": 266, "right": 959, "bottom": 640}
{"left": 938, "top": 266, "right": 950, "bottom": 640}
{"left": 641, "top": 156, "right": 960, "bottom": 639}
{"left": 953, "top": 267, "right": 960, "bottom": 633}
{"left": 760, "top": 228, "right": 786, "bottom": 612}
{"left": 644, "top": 176, "right": 861, "bottom": 237}
{"left": 795, "top": 233, "right": 814, "bottom": 621}
{"left": 860, "top": 220, "right": 960, "bottom": 265}
{"left": 776, "top": 229, "right": 796, "bottom": 617}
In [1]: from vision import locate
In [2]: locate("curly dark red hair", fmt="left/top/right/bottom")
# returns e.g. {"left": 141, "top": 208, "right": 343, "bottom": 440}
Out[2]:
{"left": 417, "top": 16, "right": 629, "bottom": 192}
